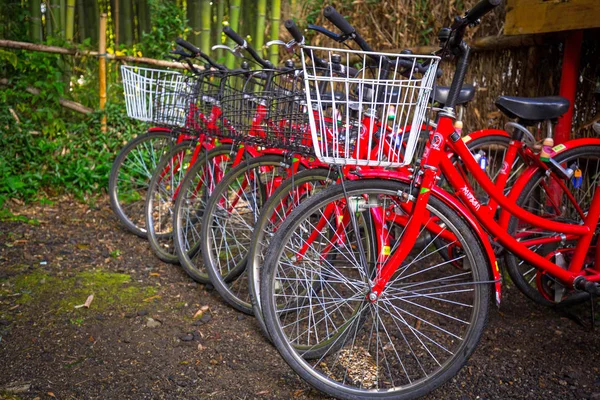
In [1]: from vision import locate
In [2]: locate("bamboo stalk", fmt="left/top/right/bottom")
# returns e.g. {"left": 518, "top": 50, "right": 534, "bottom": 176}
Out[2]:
{"left": 200, "top": 0, "right": 211, "bottom": 54}
{"left": 77, "top": 0, "right": 86, "bottom": 42}
{"left": 99, "top": 13, "right": 107, "bottom": 132}
{"left": 254, "top": 0, "right": 267, "bottom": 56}
{"left": 119, "top": 0, "right": 133, "bottom": 46}
{"left": 137, "top": 0, "right": 151, "bottom": 40}
{"left": 215, "top": 0, "right": 224, "bottom": 59}
{"left": 65, "top": 0, "right": 76, "bottom": 41}
{"left": 226, "top": 0, "right": 241, "bottom": 69}
{"left": 269, "top": 0, "right": 281, "bottom": 65}
{"left": 187, "top": 0, "right": 199, "bottom": 46}
{"left": 29, "top": 0, "right": 42, "bottom": 43}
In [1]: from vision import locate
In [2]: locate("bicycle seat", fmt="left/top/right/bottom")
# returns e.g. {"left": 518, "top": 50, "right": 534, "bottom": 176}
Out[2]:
{"left": 495, "top": 96, "right": 569, "bottom": 124}
{"left": 431, "top": 84, "right": 475, "bottom": 106}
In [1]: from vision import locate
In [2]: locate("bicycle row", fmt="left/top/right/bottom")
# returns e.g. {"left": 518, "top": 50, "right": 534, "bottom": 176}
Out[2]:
{"left": 109, "top": 1, "right": 600, "bottom": 398}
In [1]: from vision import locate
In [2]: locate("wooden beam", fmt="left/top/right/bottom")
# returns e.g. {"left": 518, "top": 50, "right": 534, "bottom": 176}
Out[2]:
{"left": 0, "top": 40, "right": 203, "bottom": 70}
{"left": 506, "top": 0, "right": 600, "bottom": 35}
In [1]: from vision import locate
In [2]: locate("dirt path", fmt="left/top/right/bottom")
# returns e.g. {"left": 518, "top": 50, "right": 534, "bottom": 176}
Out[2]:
{"left": 1, "top": 196, "right": 599, "bottom": 399}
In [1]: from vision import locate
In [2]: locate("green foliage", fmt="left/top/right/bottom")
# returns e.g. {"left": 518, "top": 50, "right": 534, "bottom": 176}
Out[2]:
{"left": 139, "top": 0, "right": 188, "bottom": 59}
{"left": 0, "top": 0, "right": 28, "bottom": 40}
{"left": 0, "top": 96, "right": 145, "bottom": 207}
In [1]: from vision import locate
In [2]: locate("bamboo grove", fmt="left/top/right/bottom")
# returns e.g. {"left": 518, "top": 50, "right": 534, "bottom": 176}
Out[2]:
{"left": 14, "top": 0, "right": 295, "bottom": 65}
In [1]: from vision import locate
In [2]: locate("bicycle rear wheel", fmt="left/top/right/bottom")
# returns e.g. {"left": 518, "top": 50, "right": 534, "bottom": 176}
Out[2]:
{"left": 261, "top": 179, "right": 491, "bottom": 399}
{"left": 506, "top": 144, "right": 600, "bottom": 306}
{"left": 109, "top": 129, "right": 176, "bottom": 237}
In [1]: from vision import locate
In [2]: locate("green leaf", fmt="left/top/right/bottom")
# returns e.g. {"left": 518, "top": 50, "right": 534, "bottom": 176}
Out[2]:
{"left": 0, "top": 49, "right": 17, "bottom": 68}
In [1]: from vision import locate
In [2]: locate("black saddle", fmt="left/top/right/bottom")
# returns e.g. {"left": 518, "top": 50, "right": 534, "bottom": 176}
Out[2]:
{"left": 431, "top": 84, "right": 475, "bottom": 106}
{"left": 495, "top": 96, "right": 570, "bottom": 124}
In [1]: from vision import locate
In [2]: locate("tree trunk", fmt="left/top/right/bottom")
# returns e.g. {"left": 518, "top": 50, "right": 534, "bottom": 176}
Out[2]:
{"left": 119, "top": 0, "right": 133, "bottom": 46}
{"left": 200, "top": 0, "right": 211, "bottom": 54}
{"left": 254, "top": 0, "right": 266, "bottom": 57}
{"left": 137, "top": 0, "right": 151, "bottom": 40}
{"left": 29, "top": 0, "right": 42, "bottom": 42}
{"left": 269, "top": 0, "right": 280, "bottom": 65}
{"left": 65, "top": 0, "right": 76, "bottom": 41}
{"left": 225, "top": 0, "right": 241, "bottom": 69}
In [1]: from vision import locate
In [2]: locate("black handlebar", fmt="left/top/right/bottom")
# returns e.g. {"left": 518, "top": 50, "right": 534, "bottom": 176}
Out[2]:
{"left": 465, "top": 0, "right": 501, "bottom": 25}
{"left": 175, "top": 37, "right": 201, "bottom": 55}
{"left": 223, "top": 26, "right": 274, "bottom": 69}
{"left": 284, "top": 19, "right": 304, "bottom": 43}
{"left": 174, "top": 37, "right": 227, "bottom": 71}
{"left": 323, "top": 6, "right": 354, "bottom": 36}
{"left": 223, "top": 26, "right": 246, "bottom": 47}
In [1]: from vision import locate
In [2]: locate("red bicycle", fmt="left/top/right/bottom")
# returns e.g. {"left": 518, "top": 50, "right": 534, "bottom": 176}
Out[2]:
{"left": 259, "top": 2, "right": 600, "bottom": 398}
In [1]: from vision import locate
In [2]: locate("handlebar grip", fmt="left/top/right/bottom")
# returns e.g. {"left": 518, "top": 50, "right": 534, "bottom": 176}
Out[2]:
{"left": 284, "top": 19, "right": 304, "bottom": 42}
{"left": 323, "top": 6, "right": 355, "bottom": 35}
{"left": 175, "top": 38, "right": 200, "bottom": 55}
{"left": 465, "top": 0, "right": 502, "bottom": 24}
{"left": 223, "top": 26, "right": 246, "bottom": 47}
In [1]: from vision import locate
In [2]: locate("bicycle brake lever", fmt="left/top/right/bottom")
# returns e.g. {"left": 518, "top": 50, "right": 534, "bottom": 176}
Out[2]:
{"left": 212, "top": 45, "right": 245, "bottom": 58}
{"left": 265, "top": 39, "right": 288, "bottom": 47}
{"left": 307, "top": 24, "right": 345, "bottom": 42}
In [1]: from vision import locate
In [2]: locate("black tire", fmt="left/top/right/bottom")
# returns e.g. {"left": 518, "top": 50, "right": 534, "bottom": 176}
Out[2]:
{"left": 109, "top": 129, "right": 177, "bottom": 237}
{"left": 172, "top": 144, "right": 238, "bottom": 283}
{"left": 505, "top": 145, "right": 600, "bottom": 306}
{"left": 201, "top": 154, "right": 289, "bottom": 313}
{"left": 247, "top": 167, "right": 338, "bottom": 338}
{"left": 460, "top": 134, "right": 525, "bottom": 202}
{"left": 145, "top": 140, "right": 202, "bottom": 263}
{"left": 261, "top": 179, "right": 491, "bottom": 399}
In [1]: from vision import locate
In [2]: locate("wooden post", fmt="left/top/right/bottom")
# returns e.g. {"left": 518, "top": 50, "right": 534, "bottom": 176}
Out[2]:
{"left": 99, "top": 13, "right": 107, "bottom": 132}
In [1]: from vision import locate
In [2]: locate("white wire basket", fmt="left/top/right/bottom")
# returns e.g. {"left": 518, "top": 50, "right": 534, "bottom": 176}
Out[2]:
{"left": 121, "top": 65, "right": 191, "bottom": 127}
{"left": 300, "top": 46, "right": 440, "bottom": 167}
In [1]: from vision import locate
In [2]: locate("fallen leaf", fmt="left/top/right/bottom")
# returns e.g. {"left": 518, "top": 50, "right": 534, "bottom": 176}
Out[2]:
{"left": 48, "top": 392, "right": 56, "bottom": 398}
{"left": 76, "top": 243, "right": 89, "bottom": 250}
{"left": 149, "top": 272, "right": 160, "bottom": 277}
{"left": 74, "top": 294, "right": 94, "bottom": 309}
{"left": 143, "top": 295, "right": 161, "bottom": 302}
{"left": 84, "top": 294, "right": 94, "bottom": 308}
{"left": 9, "top": 304, "right": 20, "bottom": 311}
{"left": 256, "top": 390, "right": 270, "bottom": 395}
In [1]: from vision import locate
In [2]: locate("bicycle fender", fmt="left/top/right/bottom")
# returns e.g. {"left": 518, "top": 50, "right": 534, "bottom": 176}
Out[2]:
{"left": 461, "top": 128, "right": 509, "bottom": 143}
{"left": 148, "top": 126, "right": 172, "bottom": 133}
{"left": 349, "top": 170, "right": 502, "bottom": 306}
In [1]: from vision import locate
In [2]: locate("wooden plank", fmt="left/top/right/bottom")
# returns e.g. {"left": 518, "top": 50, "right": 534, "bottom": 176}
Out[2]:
{"left": 505, "top": 0, "right": 600, "bottom": 35}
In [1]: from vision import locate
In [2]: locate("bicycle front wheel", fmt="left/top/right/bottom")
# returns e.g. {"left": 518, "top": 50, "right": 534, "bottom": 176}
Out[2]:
{"left": 261, "top": 179, "right": 492, "bottom": 399}
{"left": 109, "top": 129, "right": 176, "bottom": 237}
{"left": 145, "top": 140, "right": 200, "bottom": 263}
{"left": 201, "top": 154, "right": 288, "bottom": 313}
{"left": 172, "top": 144, "right": 237, "bottom": 283}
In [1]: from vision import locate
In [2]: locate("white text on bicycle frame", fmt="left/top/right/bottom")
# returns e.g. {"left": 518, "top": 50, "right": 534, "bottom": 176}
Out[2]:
{"left": 461, "top": 185, "right": 481, "bottom": 211}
